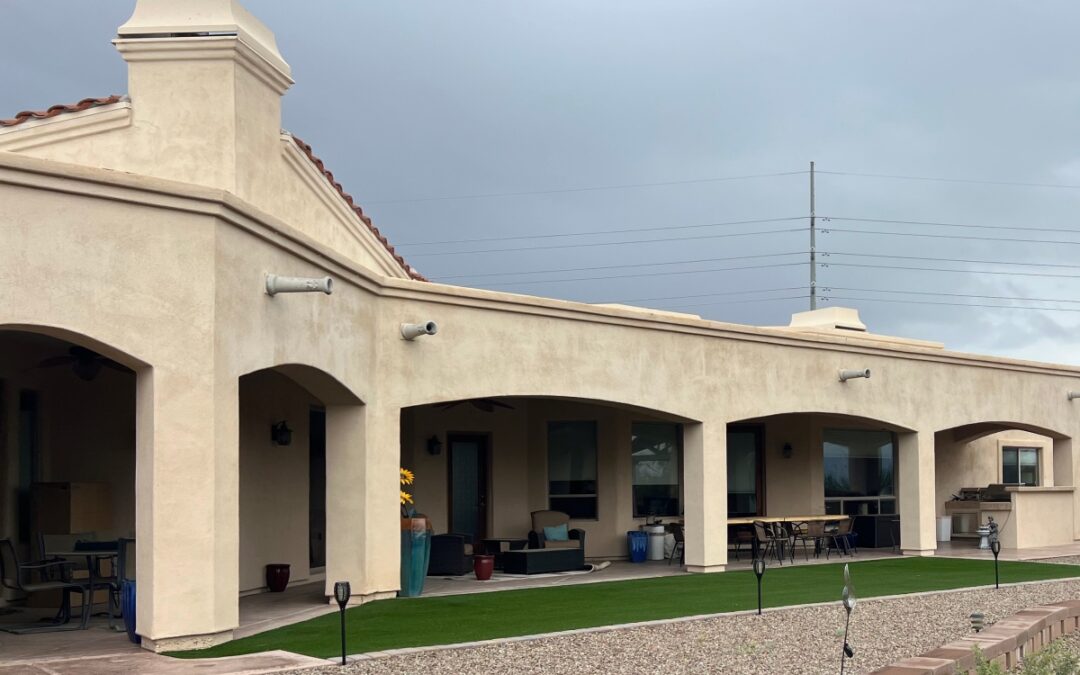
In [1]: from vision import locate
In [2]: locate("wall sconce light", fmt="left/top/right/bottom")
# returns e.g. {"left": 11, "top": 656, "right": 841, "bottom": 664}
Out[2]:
{"left": 271, "top": 420, "right": 293, "bottom": 446}
{"left": 1069, "top": 391, "right": 1080, "bottom": 401}
{"left": 782, "top": 443, "right": 793, "bottom": 459}
{"left": 426, "top": 435, "right": 443, "bottom": 456}
{"left": 838, "top": 368, "right": 871, "bottom": 382}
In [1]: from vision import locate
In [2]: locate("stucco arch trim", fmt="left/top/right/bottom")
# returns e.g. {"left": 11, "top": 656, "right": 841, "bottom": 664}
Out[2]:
{"left": 0, "top": 322, "right": 149, "bottom": 371}
{"left": 941, "top": 421, "right": 1070, "bottom": 443}
{"left": 400, "top": 393, "right": 700, "bottom": 424}
{"left": 729, "top": 409, "right": 916, "bottom": 433}
{"left": 240, "top": 362, "right": 362, "bottom": 406}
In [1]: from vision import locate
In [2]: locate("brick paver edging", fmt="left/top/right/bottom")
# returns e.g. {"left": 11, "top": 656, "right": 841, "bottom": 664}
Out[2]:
{"left": 872, "top": 598, "right": 1080, "bottom": 674}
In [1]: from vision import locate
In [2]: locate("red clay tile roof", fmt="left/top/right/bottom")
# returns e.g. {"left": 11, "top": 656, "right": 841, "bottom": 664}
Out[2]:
{"left": 290, "top": 135, "right": 426, "bottom": 281}
{"left": 0, "top": 95, "right": 124, "bottom": 127}
{"left": 0, "top": 96, "right": 425, "bottom": 281}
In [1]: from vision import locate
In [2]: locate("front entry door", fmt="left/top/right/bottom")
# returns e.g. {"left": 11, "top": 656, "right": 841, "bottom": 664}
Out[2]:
{"left": 448, "top": 434, "right": 488, "bottom": 544}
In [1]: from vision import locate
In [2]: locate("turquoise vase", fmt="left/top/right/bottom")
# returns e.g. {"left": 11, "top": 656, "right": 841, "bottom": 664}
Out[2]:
{"left": 399, "top": 515, "right": 432, "bottom": 597}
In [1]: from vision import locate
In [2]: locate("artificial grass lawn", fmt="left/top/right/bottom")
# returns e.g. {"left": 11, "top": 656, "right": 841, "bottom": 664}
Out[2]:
{"left": 175, "top": 557, "right": 1080, "bottom": 659}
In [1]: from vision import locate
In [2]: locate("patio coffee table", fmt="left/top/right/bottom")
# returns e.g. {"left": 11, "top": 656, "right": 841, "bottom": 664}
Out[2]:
{"left": 502, "top": 547, "right": 585, "bottom": 575}
{"left": 480, "top": 538, "right": 528, "bottom": 570}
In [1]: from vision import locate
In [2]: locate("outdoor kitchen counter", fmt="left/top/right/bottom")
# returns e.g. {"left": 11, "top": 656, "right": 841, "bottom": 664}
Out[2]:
{"left": 945, "top": 487, "right": 1074, "bottom": 549}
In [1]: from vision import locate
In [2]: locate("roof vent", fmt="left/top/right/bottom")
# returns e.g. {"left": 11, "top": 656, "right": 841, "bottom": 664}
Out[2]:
{"left": 788, "top": 307, "right": 867, "bottom": 332}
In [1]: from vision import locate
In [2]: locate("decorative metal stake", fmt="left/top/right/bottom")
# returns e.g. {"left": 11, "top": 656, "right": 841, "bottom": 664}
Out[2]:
{"left": 990, "top": 529, "right": 1001, "bottom": 589}
{"left": 840, "top": 564, "right": 857, "bottom": 675}
{"left": 334, "top": 581, "right": 351, "bottom": 666}
{"left": 753, "top": 558, "right": 766, "bottom": 615}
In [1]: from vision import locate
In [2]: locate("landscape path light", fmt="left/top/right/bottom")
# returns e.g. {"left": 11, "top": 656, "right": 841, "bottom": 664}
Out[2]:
{"left": 989, "top": 518, "right": 1002, "bottom": 590}
{"left": 752, "top": 558, "right": 766, "bottom": 615}
{"left": 334, "top": 581, "right": 351, "bottom": 666}
{"left": 970, "top": 612, "right": 986, "bottom": 633}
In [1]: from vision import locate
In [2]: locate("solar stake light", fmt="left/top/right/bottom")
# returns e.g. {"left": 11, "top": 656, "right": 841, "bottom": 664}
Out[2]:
{"left": 970, "top": 612, "right": 986, "bottom": 633}
{"left": 840, "top": 564, "right": 857, "bottom": 675}
{"left": 752, "top": 558, "right": 766, "bottom": 615}
{"left": 334, "top": 581, "right": 351, "bottom": 666}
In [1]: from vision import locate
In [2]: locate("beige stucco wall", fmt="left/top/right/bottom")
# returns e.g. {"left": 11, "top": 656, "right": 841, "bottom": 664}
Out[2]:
{"left": 2, "top": 0, "right": 1080, "bottom": 650}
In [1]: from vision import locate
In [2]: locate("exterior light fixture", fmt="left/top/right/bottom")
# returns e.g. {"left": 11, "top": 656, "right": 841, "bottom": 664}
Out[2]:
{"left": 334, "top": 581, "right": 351, "bottom": 666}
{"left": 970, "top": 612, "right": 985, "bottom": 633}
{"left": 752, "top": 558, "right": 766, "bottom": 615}
{"left": 1069, "top": 392, "right": 1080, "bottom": 401}
{"left": 265, "top": 274, "right": 333, "bottom": 296}
{"left": 426, "top": 435, "right": 442, "bottom": 456}
{"left": 401, "top": 321, "right": 438, "bottom": 340}
{"left": 782, "top": 442, "right": 793, "bottom": 459}
{"left": 271, "top": 421, "right": 293, "bottom": 446}
{"left": 838, "top": 369, "right": 871, "bottom": 382}
{"left": 840, "top": 564, "right": 857, "bottom": 675}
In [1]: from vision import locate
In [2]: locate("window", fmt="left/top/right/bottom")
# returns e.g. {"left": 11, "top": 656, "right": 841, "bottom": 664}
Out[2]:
{"left": 547, "top": 421, "right": 598, "bottom": 519}
{"left": 823, "top": 429, "right": 896, "bottom": 516}
{"left": 727, "top": 427, "right": 762, "bottom": 518}
{"left": 632, "top": 422, "right": 681, "bottom": 517}
{"left": 1002, "top": 446, "right": 1039, "bottom": 486}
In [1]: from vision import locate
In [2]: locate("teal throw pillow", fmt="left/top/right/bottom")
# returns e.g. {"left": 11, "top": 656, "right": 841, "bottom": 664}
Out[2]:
{"left": 543, "top": 524, "right": 569, "bottom": 541}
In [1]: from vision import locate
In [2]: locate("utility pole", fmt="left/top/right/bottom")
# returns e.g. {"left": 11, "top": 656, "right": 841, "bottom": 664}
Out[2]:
{"left": 809, "top": 160, "right": 816, "bottom": 310}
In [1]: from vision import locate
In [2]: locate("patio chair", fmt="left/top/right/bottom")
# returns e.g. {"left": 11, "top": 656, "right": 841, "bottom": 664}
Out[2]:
{"left": 528, "top": 511, "right": 586, "bottom": 551}
{"left": 731, "top": 527, "right": 754, "bottom": 561}
{"left": 0, "top": 538, "right": 89, "bottom": 633}
{"left": 667, "top": 523, "right": 684, "bottom": 565}
{"left": 790, "top": 520, "right": 825, "bottom": 562}
{"left": 74, "top": 539, "right": 120, "bottom": 629}
{"left": 752, "top": 521, "right": 784, "bottom": 565}
{"left": 887, "top": 517, "right": 901, "bottom": 553}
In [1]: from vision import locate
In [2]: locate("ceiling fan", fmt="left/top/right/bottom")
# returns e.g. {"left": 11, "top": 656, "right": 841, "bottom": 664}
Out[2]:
{"left": 435, "top": 398, "right": 515, "bottom": 413}
{"left": 33, "top": 346, "right": 129, "bottom": 382}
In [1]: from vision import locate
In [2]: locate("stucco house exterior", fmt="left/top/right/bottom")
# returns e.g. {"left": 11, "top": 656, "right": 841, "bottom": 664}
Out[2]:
{"left": 1, "top": 0, "right": 1078, "bottom": 653}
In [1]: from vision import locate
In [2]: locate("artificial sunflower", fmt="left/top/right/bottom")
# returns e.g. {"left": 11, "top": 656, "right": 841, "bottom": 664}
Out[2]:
{"left": 400, "top": 467, "right": 415, "bottom": 486}
{"left": 400, "top": 489, "right": 414, "bottom": 506}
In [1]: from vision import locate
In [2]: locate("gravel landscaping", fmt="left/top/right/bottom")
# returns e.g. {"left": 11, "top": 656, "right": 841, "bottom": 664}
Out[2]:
{"left": 286, "top": 577, "right": 1080, "bottom": 675}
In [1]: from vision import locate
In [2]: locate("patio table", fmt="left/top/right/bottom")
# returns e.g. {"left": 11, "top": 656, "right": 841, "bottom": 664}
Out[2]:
{"left": 726, "top": 515, "right": 849, "bottom": 560}
{"left": 48, "top": 547, "right": 118, "bottom": 629}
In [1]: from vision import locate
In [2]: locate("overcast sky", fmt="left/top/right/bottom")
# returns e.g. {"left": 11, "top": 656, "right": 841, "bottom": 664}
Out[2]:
{"left": 4, "top": 1, "right": 1080, "bottom": 364}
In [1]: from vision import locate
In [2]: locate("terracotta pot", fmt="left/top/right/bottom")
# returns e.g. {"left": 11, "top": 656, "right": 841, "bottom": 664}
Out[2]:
{"left": 473, "top": 554, "right": 495, "bottom": 581}
{"left": 265, "top": 563, "right": 290, "bottom": 593}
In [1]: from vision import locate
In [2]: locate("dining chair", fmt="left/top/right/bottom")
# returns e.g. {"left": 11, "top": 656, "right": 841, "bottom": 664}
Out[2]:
{"left": 667, "top": 523, "right": 685, "bottom": 565}
{"left": 790, "top": 520, "right": 823, "bottom": 562}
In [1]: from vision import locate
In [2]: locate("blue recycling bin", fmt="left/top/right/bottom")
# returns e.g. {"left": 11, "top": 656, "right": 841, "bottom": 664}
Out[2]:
{"left": 627, "top": 530, "right": 648, "bottom": 563}
{"left": 121, "top": 580, "right": 140, "bottom": 644}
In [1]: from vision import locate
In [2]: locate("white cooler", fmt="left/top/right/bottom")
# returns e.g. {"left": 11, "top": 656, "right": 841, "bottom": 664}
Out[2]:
{"left": 937, "top": 516, "right": 953, "bottom": 542}
{"left": 644, "top": 524, "right": 666, "bottom": 561}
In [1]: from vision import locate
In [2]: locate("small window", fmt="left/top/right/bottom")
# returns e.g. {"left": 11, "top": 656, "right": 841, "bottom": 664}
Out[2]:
{"left": 547, "top": 421, "right": 598, "bottom": 519}
{"left": 632, "top": 422, "right": 681, "bottom": 517}
{"left": 1003, "top": 446, "right": 1039, "bottom": 486}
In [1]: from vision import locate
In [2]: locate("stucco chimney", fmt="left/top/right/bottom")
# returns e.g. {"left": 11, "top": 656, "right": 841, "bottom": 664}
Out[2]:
{"left": 112, "top": 0, "right": 294, "bottom": 193}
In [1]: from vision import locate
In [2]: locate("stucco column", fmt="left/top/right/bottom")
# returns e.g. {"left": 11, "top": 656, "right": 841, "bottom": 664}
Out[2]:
{"left": 136, "top": 368, "right": 239, "bottom": 652}
{"left": 898, "top": 430, "right": 936, "bottom": 555}
{"left": 683, "top": 421, "right": 727, "bottom": 573}
{"left": 1053, "top": 437, "right": 1078, "bottom": 539}
{"left": 325, "top": 402, "right": 398, "bottom": 602}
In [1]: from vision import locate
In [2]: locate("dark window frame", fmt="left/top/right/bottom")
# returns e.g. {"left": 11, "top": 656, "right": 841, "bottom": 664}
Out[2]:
{"left": 547, "top": 420, "right": 599, "bottom": 520}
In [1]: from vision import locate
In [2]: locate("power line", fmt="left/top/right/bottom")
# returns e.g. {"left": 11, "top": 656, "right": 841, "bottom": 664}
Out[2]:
{"left": 823, "top": 251, "right": 1080, "bottom": 271}
{"left": 822, "top": 227, "right": 1080, "bottom": 247}
{"left": 822, "top": 286, "right": 1080, "bottom": 306}
{"left": 364, "top": 170, "right": 809, "bottom": 205}
{"left": 434, "top": 251, "right": 806, "bottom": 281}
{"left": 397, "top": 216, "right": 806, "bottom": 247}
{"left": 602, "top": 286, "right": 809, "bottom": 305}
{"left": 817, "top": 170, "right": 1080, "bottom": 191}
{"left": 661, "top": 294, "right": 810, "bottom": 310}
{"left": 819, "top": 261, "right": 1080, "bottom": 280}
{"left": 485, "top": 261, "right": 808, "bottom": 287}
{"left": 825, "top": 216, "right": 1080, "bottom": 236}
{"left": 407, "top": 227, "right": 806, "bottom": 257}
{"left": 822, "top": 295, "right": 1080, "bottom": 314}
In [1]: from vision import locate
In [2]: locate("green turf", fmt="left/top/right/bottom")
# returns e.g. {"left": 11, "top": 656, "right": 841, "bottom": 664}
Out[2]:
{"left": 173, "top": 557, "right": 1080, "bottom": 659}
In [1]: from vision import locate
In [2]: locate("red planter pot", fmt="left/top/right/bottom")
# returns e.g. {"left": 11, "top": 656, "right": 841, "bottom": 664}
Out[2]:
{"left": 473, "top": 554, "right": 495, "bottom": 581}
{"left": 266, "top": 563, "right": 290, "bottom": 592}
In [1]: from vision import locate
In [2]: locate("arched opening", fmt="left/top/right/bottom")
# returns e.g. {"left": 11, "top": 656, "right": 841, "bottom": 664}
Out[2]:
{"left": 935, "top": 421, "right": 1073, "bottom": 552}
{"left": 0, "top": 327, "right": 140, "bottom": 645}
{"left": 237, "top": 364, "right": 361, "bottom": 606}
{"left": 401, "top": 396, "right": 695, "bottom": 574}
{"left": 726, "top": 412, "right": 914, "bottom": 554}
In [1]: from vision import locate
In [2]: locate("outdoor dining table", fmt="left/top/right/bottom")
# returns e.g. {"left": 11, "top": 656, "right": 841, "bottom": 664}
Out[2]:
{"left": 48, "top": 546, "right": 119, "bottom": 629}
{"left": 726, "top": 515, "right": 850, "bottom": 560}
